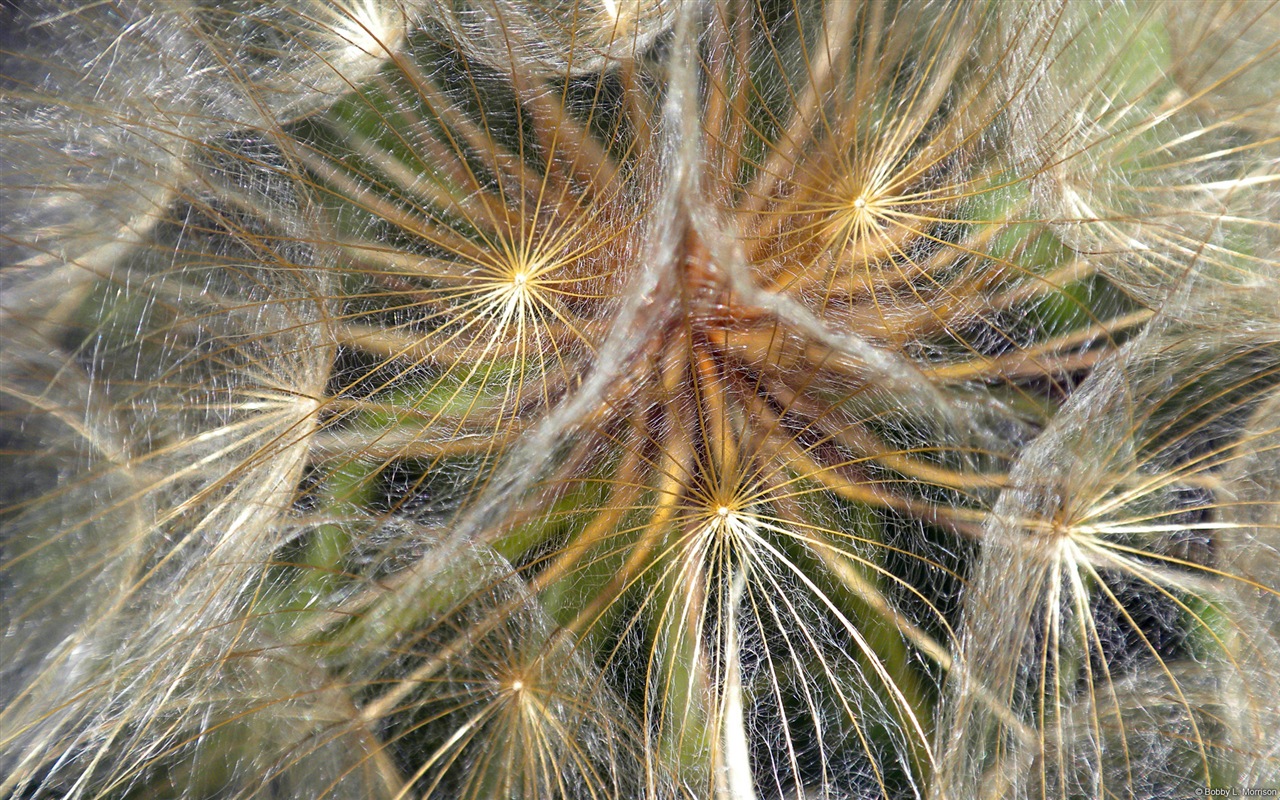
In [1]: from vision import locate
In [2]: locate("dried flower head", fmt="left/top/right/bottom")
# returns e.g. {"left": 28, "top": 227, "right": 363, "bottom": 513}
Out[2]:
{"left": 2, "top": 1, "right": 1279, "bottom": 798}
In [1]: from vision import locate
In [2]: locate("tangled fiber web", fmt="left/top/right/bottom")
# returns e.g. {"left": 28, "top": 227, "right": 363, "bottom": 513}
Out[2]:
{"left": 2, "top": 1, "right": 1279, "bottom": 798}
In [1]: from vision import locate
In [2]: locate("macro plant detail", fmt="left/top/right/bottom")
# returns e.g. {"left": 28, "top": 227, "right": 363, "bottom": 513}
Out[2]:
{"left": 2, "top": 0, "right": 1279, "bottom": 798}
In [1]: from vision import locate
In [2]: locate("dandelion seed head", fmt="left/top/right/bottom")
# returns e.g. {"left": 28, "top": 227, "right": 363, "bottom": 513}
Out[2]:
{"left": 6, "top": 1, "right": 1280, "bottom": 797}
